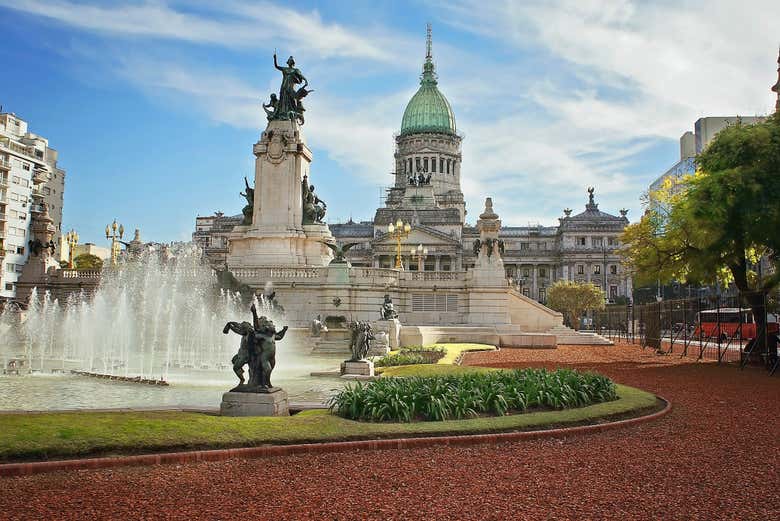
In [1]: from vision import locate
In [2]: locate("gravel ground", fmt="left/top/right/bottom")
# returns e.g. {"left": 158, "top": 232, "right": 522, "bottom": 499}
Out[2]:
{"left": 2, "top": 343, "right": 779, "bottom": 521}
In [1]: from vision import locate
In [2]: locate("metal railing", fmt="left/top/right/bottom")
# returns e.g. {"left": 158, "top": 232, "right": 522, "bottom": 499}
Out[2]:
{"left": 588, "top": 292, "right": 779, "bottom": 373}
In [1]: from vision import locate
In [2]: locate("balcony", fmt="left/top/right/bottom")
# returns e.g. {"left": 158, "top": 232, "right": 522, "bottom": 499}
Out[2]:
{"left": 0, "top": 158, "right": 9, "bottom": 170}
{"left": 0, "top": 177, "right": 8, "bottom": 188}
{"left": 0, "top": 212, "right": 6, "bottom": 221}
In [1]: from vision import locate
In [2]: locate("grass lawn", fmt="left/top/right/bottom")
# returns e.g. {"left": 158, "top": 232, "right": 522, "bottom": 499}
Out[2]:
{"left": 0, "top": 384, "right": 657, "bottom": 463}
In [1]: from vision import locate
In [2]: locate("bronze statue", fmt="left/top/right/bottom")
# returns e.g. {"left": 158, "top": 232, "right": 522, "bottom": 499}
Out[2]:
{"left": 223, "top": 303, "right": 288, "bottom": 391}
{"left": 28, "top": 238, "right": 55, "bottom": 257}
{"left": 380, "top": 294, "right": 398, "bottom": 320}
{"left": 270, "top": 53, "right": 310, "bottom": 124}
{"left": 348, "top": 321, "right": 374, "bottom": 361}
{"left": 322, "top": 241, "right": 359, "bottom": 264}
{"left": 302, "top": 175, "right": 326, "bottom": 224}
{"left": 262, "top": 93, "right": 278, "bottom": 119}
{"left": 497, "top": 239, "right": 505, "bottom": 256}
{"left": 240, "top": 177, "right": 254, "bottom": 225}
{"left": 472, "top": 239, "right": 482, "bottom": 256}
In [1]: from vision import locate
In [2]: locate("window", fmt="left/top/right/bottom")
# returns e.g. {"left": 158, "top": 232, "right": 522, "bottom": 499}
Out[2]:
{"left": 43, "top": 187, "right": 51, "bottom": 195}
{"left": 592, "top": 237, "right": 603, "bottom": 247}
{"left": 18, "top": 212, "right": 26, "bottom": 221}
{"left": 539, "top": 268, "right": 547, "bottom": 278}
{"left": 539, "top": 287, "right": 546, "bottom": 303}
{"left": 577, "top": 265, "right": 584, "bottom": 275}
{"left": 5, "top": 263, "right": 14, "bottom": 273}
{"left": 411, "top": 293, "right": 458, "bottom": 312}
{"left": 5, "top": 283, "right": 13, "bottom": 291}
{"left": 440, "top": 255, "right": 451, "bottom": 271}
{"left": 22, "top": 163, "right": 30, "bottom": 171}
{"left": 12, "top": 176, "right": 20, "bottom": 185}
{"left": 439, "top": 158, "right": 444, "bottom": 172}
{"left": 523, "top": 268, "right": 530, "bottom": 277}
{"left": 15, "top": 246, "right": 24, "bottom": 255}
{"left": 423, "top": 158, "right": 428, "bottom": 172}
{"left": 431, "top": 157, "right": 436, "bottom": 172}
{"left": 12, "top": 227, "right": 25, "bottom": 237}
{"left": 610, "top": 285, "right": 618, "bottom": 299}
{"left": 522, "top": 288, "right": 530, "bottom": 297}
{"left": 415, "top": 157, "right": 421, "bottom": 171}
{"left": 593, "top": 265, "right": 601, "bottom": 275}
{"left": 520, "top": 243, "right": 529, "bottom": 250}
{"left": 610, "top": 265, "right": 618, "bottom": 275}
{"left": 9, "top": 192, "right": 18, "bottom": 201}
{"left": 578, "top": 237, "right": 586, "bottom": 246}
{"left": 607, "top": 237, "right": 617, "bottom": 246}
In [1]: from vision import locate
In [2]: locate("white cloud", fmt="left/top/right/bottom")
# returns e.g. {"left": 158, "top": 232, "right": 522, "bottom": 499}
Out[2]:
{"left": 1, "top": 0, "right": 403, "bottom": 62}
{"left": 7, "top": 0, "right": 779, "bottom": 231}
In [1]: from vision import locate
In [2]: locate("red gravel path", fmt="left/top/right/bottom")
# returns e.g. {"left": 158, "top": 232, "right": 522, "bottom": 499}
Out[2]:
{"left": 2, "top": 344, "right": 779, "bottom": 521}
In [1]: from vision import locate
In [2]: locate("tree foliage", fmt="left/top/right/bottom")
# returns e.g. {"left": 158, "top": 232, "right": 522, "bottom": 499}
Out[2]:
{"left": 620, "top": 113, "right": 780, "bottom": 293}
{"left": 73, "top": 253, "right": 103, "bottom": 271}
{"left": 546, "top": 280, "right": 606, "bottom": 330}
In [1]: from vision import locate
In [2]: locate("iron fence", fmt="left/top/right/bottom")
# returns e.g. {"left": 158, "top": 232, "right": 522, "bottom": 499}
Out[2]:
{"left": 589, "top": 292, "right": 779, "bottom": 374}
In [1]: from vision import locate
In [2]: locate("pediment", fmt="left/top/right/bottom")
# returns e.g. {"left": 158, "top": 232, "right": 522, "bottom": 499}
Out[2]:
{"left": 372, "top": 225, "right": 460, "bottom": 247}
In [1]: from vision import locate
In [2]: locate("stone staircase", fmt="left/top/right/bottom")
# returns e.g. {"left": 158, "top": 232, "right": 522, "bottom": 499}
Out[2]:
{"left": 545, "top": 325, "right": 613, "bottom": 345}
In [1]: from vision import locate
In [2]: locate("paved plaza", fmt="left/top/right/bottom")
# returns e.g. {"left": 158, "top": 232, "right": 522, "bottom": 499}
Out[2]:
{"left": 2, "top": 343, "right": 778, "bottom": 521}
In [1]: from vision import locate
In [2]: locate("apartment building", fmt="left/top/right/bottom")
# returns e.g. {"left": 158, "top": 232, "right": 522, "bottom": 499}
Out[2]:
{"left": 0, "top": 111, "right": 66, "bottom": 299}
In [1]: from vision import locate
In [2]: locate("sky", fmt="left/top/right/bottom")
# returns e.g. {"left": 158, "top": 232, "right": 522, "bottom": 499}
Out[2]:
{"left": 1, "top": 0, "right": 778, "bottom": 245}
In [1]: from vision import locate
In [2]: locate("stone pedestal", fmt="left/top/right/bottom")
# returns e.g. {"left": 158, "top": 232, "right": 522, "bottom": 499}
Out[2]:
{"left": 374, "top": 318, "right": 401, "bottom": 348}
{"left": 220, "top": 388, "right": 289, "bottom": 417}
{"left": 340, "top": 360, "right": 375, "bottom": 377}
{"left": 369, "top": 331, "right": 390, "bottom": 356}
{"left": 227, "top": 119, "right": 333, "bottom": 268}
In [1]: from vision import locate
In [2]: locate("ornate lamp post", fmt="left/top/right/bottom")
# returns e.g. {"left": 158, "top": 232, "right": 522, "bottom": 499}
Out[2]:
{"left": 387, "top": 219, "right": 411, "bottom": 270}
{"left": 410, "top": 243, "right": 428, "bottom": 272}
{"left": 105, "top": 219, "right": 125, "bottom": 266}
{"left": 65, "top": 229, "right": 79, "bottom": 268}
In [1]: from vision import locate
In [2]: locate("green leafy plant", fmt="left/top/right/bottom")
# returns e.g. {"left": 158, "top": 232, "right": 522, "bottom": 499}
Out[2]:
{"left": 374, "top": 353, "right": 426, "bottom": 367}
{"left": 328, "top": 368, "right": 618, "bottom": 422}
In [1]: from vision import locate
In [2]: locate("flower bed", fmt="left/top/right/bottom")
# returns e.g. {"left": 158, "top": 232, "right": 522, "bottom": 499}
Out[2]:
{"left": 329, "top": 368, "right": 618, "bottom": 422}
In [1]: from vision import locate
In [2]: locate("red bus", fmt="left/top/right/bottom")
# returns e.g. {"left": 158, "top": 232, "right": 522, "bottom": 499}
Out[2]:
{"left": 694, "top": 308, "right": 779, "bottom": 341}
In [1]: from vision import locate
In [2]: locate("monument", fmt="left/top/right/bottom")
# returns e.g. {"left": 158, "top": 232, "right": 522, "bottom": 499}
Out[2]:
{"left": 341, "top": 320, "right": 375, "bottom": 377}
{"left": 227, "top": 53, "right": 334, "bottom": 268}
{"left": 220, "top": 303, "right": 290, "bottom": 416}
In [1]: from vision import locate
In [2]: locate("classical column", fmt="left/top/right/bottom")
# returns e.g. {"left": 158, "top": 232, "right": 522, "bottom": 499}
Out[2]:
{"left": 434, "top": 256, "right": 440, "bottom": 271}
{"left": 532, "top": 264, "right": 538, "bottom": 299}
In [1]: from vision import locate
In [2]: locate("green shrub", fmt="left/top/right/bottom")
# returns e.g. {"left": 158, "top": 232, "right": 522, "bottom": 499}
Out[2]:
{"left": 328, "top": 368, "right": 618, "bottom": 422}
{"left": 374, "top": 353, "right": 426, "bottom": 367}
{"left": 398, "top": 345, "right": 446, "bottom": 363}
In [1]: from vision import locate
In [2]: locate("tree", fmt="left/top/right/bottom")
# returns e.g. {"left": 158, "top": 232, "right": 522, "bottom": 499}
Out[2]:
{"left": 546, "top": 280, "right": 606, "bottom": 330}
{"left": 73, "top": 253, "right": 103, "bottom": 271}
{"left": 621, "top": 113, "right": 780, "bottom": 352}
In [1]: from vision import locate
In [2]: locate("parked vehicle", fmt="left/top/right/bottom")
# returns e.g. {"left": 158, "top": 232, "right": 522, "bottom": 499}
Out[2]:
{"left": 694, "top": 308, "right": 779, "bottom": 342}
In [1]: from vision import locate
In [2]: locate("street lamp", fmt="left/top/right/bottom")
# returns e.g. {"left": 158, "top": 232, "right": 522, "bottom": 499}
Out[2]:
{"left": 65, "top": 229, "right": 79, "bottom": 268}
{"left": 105, "top": 219, "right": 125, "bottom": 266}
{"left": 410, "top": 243, "right": 428, "bottom": 271}
{"left": 387, "top": 219, "right": 411, "bottom": 270}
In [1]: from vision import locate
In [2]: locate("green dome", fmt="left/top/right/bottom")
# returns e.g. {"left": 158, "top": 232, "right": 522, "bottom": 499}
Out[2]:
{"left": 400, "top": 58, "right": 456, "bottom": 136}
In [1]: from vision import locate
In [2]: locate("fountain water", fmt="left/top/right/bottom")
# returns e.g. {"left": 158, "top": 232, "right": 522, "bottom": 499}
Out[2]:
{"left": 0, "top": 245, "right": 323, "bottom": 384}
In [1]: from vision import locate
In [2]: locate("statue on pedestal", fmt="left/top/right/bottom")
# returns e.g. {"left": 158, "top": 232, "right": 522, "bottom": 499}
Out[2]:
{"left": 302, "top": 175, "right": 327, "bottom": 224}
{"left": 380, "top": 294, "right": 398, "bottom": 320}
{"left": 348, "top": 321, "right": 374, "bottom": 361}
{"left": 240, "top": 177, "right": 254, "bottom": 225}
{"left": 223, "top": 303, "right": 288, "bottom": 391}
{"left": 310, "top": 314, "right": 328, "bottom": 337}
{"left": 263, "top": 54, "right": 312, "bottom": 125}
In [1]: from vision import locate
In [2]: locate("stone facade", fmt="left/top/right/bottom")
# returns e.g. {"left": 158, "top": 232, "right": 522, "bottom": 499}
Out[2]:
{"left": 194, "top": 30, "right": 632, "bottom": 312}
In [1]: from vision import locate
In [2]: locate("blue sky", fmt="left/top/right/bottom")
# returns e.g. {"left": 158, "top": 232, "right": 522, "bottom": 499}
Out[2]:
{"left": 1, "top": 0, "right": 778, "bottom": 245}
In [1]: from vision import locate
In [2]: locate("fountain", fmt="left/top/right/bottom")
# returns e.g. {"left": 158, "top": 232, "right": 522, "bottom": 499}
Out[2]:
{"left": 0, "top": 245, "right": 345, "bottom": 411}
